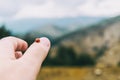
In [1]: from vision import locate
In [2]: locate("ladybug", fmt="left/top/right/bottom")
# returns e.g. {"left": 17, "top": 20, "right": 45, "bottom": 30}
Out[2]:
{"left": 35, "top": 38, "right": 40, "bottom": 43}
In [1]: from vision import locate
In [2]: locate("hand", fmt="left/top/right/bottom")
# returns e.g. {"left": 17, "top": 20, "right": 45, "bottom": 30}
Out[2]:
{"left": 0, "top": 36, "right": 50, "bottom": 80}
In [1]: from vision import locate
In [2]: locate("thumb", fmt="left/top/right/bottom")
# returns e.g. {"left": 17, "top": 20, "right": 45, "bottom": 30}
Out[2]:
{"left": 20, "top": 37, "right": 50, "bottom": 68}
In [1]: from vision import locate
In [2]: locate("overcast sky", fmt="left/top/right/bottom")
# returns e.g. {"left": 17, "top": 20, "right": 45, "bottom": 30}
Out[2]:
{"left": 0, "top": 0, "right": 120, "bottom": 22}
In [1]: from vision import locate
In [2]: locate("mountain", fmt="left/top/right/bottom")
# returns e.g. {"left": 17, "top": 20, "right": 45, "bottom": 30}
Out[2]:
{"left": 50, "top": 15, "right": 120, "bottom": 66}
{"left": 28, "top": 24, "right": 70, "bottom": 38}
{"left": 4, "top": 16, "right": 105, "bottom": 33}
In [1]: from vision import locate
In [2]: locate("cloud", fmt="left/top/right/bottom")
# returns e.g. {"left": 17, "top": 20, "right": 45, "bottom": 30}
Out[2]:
{"left": 13, "top": 1, "right": 79, "bottom": 19}
{"left": 0, "top": 0, "right": 120, "bottom": 21}
{"left": 0, "top": 0, "right": 47, "bottom": 17}
{"left": 77, "top": 0, "right": 120, "bottom": 17}
{"left": 0, "top": 0, "right": 19, "bottom": 17}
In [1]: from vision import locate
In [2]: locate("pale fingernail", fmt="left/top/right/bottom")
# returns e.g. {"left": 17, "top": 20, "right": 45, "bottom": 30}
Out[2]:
{"left": 39, "top": 37, "right": 50, "bottom": 48}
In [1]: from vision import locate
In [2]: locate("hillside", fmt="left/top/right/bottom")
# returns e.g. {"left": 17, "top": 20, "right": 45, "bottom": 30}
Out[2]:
{"left": 50, "top": 16, "right": 120, "bottom": 66}
{"left": 28, "top": 24, "right": 70, "bottom": 39}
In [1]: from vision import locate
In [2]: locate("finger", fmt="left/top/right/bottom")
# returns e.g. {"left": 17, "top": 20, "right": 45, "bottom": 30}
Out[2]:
{"left": 0, "top": 36, "right": 28, "bottom": 60}
{"left": 20, "top": 37, "right": 50, "bottom": 69}
{"left": 15, "top": 51, "right": 23, "bottom": 59}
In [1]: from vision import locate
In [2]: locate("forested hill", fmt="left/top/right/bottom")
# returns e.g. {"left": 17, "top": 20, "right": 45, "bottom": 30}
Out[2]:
{"left": 51, "top": 16, "right": 120, "bottom": 57}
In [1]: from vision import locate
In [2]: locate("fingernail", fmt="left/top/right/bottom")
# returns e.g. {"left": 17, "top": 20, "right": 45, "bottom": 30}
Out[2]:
{"left": 40, "top": 37, "right": 50, "bottom": 48}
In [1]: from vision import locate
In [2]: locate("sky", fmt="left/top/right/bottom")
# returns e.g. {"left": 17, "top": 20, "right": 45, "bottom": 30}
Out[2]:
{"left": 0, "top": 0, "right": 120, "bottom": 22}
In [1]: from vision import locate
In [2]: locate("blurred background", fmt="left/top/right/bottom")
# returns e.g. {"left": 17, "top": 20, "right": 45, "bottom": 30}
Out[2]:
{"left": 0, "top": 0, "right": 120, "bottom": 80}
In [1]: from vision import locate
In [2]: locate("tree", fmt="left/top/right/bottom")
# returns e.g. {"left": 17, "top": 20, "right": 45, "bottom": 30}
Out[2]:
{"left": 118, "top": 62, "right": 120, "bottom": 67}
{"left": 75, "top": 53, "right": 96, "bottom": 66}
{"left": 23, "top": 32, "right": 35, "bottom": 46}
{"left": 51, "top": 45, "right": 76, "bottom": 66}
{"left": 0, "top": 25, "right": 11, "bottom": 39}
{"left": 95, "top": 45, "right": 108, "bottom": 59}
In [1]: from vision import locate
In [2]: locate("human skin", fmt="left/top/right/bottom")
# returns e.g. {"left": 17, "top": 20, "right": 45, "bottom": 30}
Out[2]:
{"left": 0, "top": 36, "right": 50, "bottom": 80}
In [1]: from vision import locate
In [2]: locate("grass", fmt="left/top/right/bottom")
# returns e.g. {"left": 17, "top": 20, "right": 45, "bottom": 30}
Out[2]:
{"left": 37, "top": 67, "right": 91, "bottom": 80}
{"left": 37, "top": 66, "right": 120, "bottom": 80}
